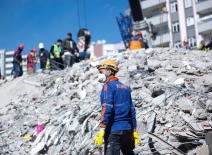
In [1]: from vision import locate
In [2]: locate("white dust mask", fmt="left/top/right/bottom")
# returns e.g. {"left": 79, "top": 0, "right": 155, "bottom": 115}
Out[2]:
{"left": 98, "top": 74, "right": 106, "bottom": 83}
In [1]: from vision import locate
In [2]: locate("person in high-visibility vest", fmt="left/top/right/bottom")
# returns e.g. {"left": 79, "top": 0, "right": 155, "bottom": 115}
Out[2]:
{"left": 196, "top": 40, "right": 210, "bottom": 51}
{"left": 49, "top": 39, "right": 62, "bottom": 70}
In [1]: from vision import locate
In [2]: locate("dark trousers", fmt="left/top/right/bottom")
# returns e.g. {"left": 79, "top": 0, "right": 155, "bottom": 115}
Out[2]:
{"left": 50, "top": 58, "right": 60, "bottom": 70}
{"left": 75, "top": 55, "right": 81, "bottom": 63}
{"left": 59, "top": 58, "right": 64, "bottom": 70}
{"left": 79, "top": 51, "right": 90, "bottom": 60}
{"left": 104, "top": 130, "right": 135, "bottom": 155}
{"left": 64, "top": 55, "right": 74, "bottom": 68}
{"left": 13, "top": 63, "right": 20, "bottom": 78}
{"left": 40, "top": 60, "right": 46, "bottom": 69}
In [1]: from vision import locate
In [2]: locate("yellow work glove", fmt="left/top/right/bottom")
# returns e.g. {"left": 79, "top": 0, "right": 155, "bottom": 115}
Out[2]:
{"left": 133, "top": 131, "right": 140, "bottom": 146}
{"left": 95, "top": 129, "right": 105, "bottom": 146}
{"left": 46, "top": 60, "right": 50, "bottom": 65}
{"left": 20, "top": 63, "right": 22, "bottom": 66}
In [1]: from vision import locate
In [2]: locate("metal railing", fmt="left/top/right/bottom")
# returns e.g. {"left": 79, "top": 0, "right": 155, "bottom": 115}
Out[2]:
{"left": 198, "top": 16, "right": 212, "bottom": 24}
{"left": 0, "top": 49, "right": 27, "bottom": 79}
{"left": 0, "top": 49, "right": 6, "bottom": 79}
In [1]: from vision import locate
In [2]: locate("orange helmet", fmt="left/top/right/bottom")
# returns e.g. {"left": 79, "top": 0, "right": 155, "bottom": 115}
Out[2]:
{"left": 97, "top": 60, "right": 119, "bottom": 72}
{"left": 31, "top": 48, "right": 37, "bottom": 53}
{"left": 19, "top": 44, "right": 24, "bottom": 50}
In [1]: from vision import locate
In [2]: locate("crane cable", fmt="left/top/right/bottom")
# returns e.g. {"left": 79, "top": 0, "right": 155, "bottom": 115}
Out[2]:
{"left": 76, "top": 0, "right": 88, "bottom": 28}
{"left": 83, "top": 0, "right": 88, "bottom": 28}
{"left": 76, "top": 0, "right": 81, "bottom": 28}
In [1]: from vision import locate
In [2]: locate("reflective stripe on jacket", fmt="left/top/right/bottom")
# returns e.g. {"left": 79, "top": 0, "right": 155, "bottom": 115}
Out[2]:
{"left": 100, "top": 76, "right": 137, "bottom": 132}
{"left": 50, "top": 44, "right": 61, "bottom": 59}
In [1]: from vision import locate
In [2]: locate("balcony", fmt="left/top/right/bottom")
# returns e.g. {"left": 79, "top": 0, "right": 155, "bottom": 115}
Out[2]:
{"left": 147, "top": 13, "right": 168, "bottom": 26}
{"left": 198, "top": 17, "right": 212, "bottom": 35}
{"left": 196, "top": 0, "right": 212, "bottom": 17}
{"left": 153, "top": 33, "right": 170, "bottom": 47}
{"left": 141, "top": 0, "right": 166, "bottom": 10}
{"left": 141, "top": 0, "right": 166, "bottom": 18}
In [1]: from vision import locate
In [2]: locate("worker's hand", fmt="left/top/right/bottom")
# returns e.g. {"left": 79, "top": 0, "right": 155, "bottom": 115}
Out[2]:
{"left": 133, "top": 131, "right": 140, "bottom": 146}
{"left": 94, "top": 129, "right": 105, "bottom": 146}
{"left": 46, "top": 60, "right": 50, "bottom": 65}
{"left": 53, "top": 53, "right": 57, "bottom": 57}
{"left": 75, "top": 52, "right": 79, "bottom": 57}
{"left": 20, "top": 63, "right": 22, "bottom": 66}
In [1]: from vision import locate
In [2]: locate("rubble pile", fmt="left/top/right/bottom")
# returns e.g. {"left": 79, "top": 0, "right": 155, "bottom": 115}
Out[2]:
{"left": 0, "top": 48, "right": 212, "bottom": 155}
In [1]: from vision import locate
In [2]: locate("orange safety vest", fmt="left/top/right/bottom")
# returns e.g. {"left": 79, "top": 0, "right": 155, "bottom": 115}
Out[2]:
{"left": 129, "top": 40, "right": 142, "bottom": 50}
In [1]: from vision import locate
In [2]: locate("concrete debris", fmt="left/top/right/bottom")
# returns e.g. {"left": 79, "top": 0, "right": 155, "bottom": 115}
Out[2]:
{"left": 0, "top": 48, "right": 212, "bottom": 154}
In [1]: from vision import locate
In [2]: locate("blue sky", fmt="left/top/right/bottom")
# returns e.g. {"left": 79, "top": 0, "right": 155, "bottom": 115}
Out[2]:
{"left": 0, "top": 0, "right": 129, "bottom": 55}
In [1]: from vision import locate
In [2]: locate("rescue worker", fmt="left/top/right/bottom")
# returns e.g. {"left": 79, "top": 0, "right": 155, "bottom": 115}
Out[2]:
{"left": 95, "top": 60, "right": 140, "bottom": 155}
{"left": 27, "top": 48, "right": 37, "bottom": 74}
{"left": 62, "top": 33, "right": 79, "bottom": 68}
{"left": 129, "top": 34, "right": 142, "bottom": 50}
{"left": 13, "top": 44, "right": 24, "bottom": 78}
{"left": 137, "top": 31, "right": 149, "bottom": 49}
{"left": 183, "top": 39, "right": 191, "bottom": 50}
{"left": 38, "top": 43, "right": 49, "bottom": 69}
{"left": 196, "top": 40, "right": 210, "bottom": 51}
{"left": 206, "top": 38, "right": 212, "bottom": 50}
{"left": 50, "top": 39, "right": 62, "bottom": 70}
{"left": 92, "top": 55, "right": 97, "bottom": 61}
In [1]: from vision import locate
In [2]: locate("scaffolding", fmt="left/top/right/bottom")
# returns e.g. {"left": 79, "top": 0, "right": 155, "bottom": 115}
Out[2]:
{"left": 116, "top": 13, "right": 133, "bottom": 49}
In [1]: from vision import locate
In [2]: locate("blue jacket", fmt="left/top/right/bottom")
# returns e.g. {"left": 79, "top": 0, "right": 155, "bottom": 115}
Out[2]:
{"left": 100, "top": 76, "right": 137, "bottom": 132}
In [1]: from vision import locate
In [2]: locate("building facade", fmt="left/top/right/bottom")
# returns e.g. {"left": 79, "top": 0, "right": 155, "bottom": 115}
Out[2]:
{"left": 87, "top": 43, "right": 125, "bottom": 58}
{"left": 134, "top": 0, "right": 212, "bottom": 48}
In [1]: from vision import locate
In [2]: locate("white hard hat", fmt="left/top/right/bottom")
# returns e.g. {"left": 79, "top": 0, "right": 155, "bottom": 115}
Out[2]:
{"left": 39, "top": 43, "right": 44, "bottom": 48}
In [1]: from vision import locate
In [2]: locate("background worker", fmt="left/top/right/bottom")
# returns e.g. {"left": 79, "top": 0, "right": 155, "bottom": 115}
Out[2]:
{"left": 50, "top": 39, "right": 62, "bottom": 70}
{"left": 38, "top": 43, "right": 49, "bottom": 69}
{"left": 13, "top": 44, "right": 24, "bottom": 78}
{"left": 206, "top": 38, "right": 212, "bottom": 50}
{"left": 129, "top": 34, "right": 142, "bottom": 50}
{"left": 95, "top": 60, "right": 140, "bottom": 155}
{"left": 196, "top": 40, "right": 210, "bottom": 51}
{"left": 27, "top": 48, "right": 37, "bottom": 74}
{"left": 183, "top": 39, "right": 191, "bottom": 50}
{"left": 62, "top": 33, "right": 78, "bottom": 68}
{"left": 137, "top": 31, "right": 149, "bottom": 49}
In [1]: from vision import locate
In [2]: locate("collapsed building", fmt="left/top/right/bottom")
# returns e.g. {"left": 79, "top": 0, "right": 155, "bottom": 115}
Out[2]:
{"left": 0, "top": 48, "right": 212, "bottom": 155}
